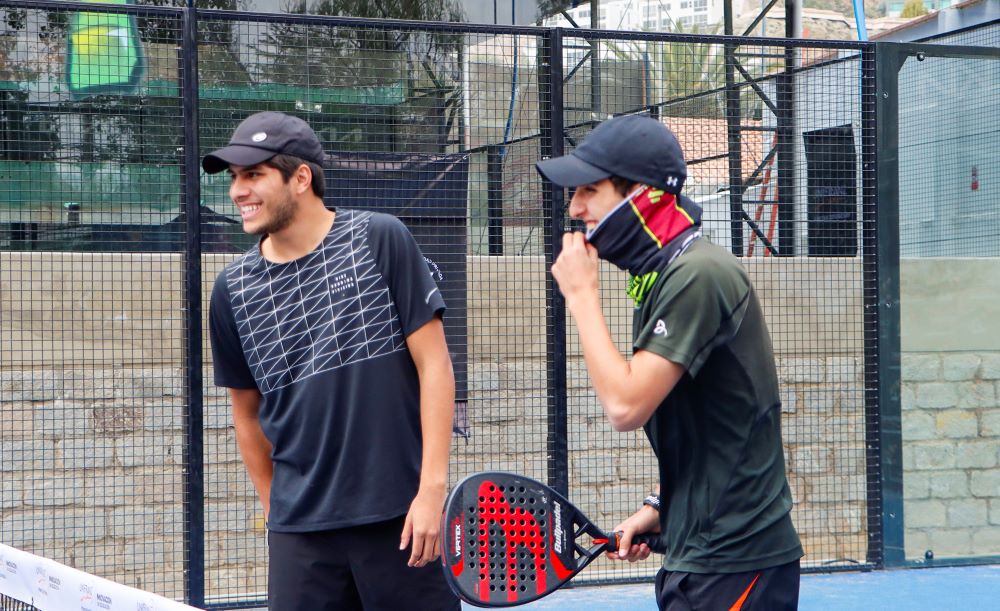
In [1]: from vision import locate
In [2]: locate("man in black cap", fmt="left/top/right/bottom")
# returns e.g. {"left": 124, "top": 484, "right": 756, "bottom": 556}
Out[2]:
{"left": 204, "top": 112, "right": 460, "bottom": 610}
{"left": 538, "top": 114, "right": 803, "bottom": 610}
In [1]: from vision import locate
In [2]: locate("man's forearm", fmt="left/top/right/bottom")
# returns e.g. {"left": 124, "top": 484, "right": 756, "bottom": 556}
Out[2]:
{"left": 417, "top": 357, "right": 455, "bottom": 493}
{"left": 405, "top": 318, "right": 455, "bottom": 494}
{"left": 567, "top": 293, "right": 637, "bottom": 421}
{"left": 567, "top": 293, "right": 683, "bottom": 431}
{"left": 234, "top": 421, "right": 273, "bottom": 516}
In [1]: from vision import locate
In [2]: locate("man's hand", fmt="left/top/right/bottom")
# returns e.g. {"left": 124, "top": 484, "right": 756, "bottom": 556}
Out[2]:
{"left": 400, "top": 485, "right": 447, "bottom": 567}
{"left": 606, "top": 505, "right": 661, "bottom": 563}
{"left": 551, "top": 231, "right": 600, "bottom": 306}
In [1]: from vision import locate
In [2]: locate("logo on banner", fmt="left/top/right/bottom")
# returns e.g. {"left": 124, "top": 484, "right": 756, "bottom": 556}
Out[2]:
{"left": 95, "top": 591, "right": 113, "bottom": 610}
{"left": 65, "top": 0, "right": 145, "bottom": 98}
{"left": 80, "top": 582, "right": 95, "bottom": 607}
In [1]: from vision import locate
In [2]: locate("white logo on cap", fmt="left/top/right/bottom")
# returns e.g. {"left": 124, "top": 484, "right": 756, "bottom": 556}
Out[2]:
{"left": 665, "top": 176, "right": 679, "bottom": 187}
{"left": 251, "top": 132, "right": 267, "bottom": 142}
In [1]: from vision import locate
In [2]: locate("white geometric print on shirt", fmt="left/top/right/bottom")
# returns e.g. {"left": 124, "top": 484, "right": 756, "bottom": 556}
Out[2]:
{"left": 227, "top": 210, "right": 405, "bottom": 394}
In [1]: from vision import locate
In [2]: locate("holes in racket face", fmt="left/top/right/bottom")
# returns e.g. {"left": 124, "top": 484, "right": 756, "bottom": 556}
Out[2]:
{"left": 470, "top": 479, "right": 550, "bottom": 600}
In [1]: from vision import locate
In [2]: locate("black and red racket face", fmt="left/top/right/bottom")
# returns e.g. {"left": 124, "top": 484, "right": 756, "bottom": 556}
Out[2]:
{"left": 441, "top": 472, "right": 592, "bottom": 607}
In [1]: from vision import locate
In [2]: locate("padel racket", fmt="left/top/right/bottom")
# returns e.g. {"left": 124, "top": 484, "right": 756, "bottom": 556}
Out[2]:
{"left": 440, "top": 471, "right": 665, "bottom": 607}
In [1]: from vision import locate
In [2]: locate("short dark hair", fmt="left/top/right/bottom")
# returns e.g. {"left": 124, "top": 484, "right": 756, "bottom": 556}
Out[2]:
{"left": 266, "top": 153, "right": 326, "bottom": 198}
{"left": 609, "top": 175, "right": 638, "bottom": 197}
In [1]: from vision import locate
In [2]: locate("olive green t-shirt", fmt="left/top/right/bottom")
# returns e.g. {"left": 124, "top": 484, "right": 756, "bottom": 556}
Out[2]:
{"left": 634, "top": 239, "right": 803, "bottom": 573}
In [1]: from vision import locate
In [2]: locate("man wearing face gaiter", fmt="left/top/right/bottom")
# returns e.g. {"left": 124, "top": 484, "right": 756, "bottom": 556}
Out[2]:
{"left": 537, "top": 115, "right": 803, "bottom": 611}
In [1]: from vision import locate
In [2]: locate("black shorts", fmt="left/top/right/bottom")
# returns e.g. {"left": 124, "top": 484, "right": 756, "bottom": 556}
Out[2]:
{"left": 655, "top": 559, "right": 800, "bottom": 611}
{"left": 267, "top": 516, "right": 461, "bottom": 611}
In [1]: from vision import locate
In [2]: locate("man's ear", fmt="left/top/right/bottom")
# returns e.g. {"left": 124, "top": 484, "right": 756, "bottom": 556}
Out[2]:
{"left": 293, "top": 163, "right": 312, "bottom": 194}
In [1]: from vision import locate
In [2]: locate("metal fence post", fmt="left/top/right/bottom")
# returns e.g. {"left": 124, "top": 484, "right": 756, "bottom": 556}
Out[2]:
{"left": 723, "top": 1, "right": 744, "bottom": 256}
{"left": 776, "top": 43, "right": 797, "bottom": 256}
{"left": 540, "top": 27, "right": 568, "bottom": 497}
{"left": 873, "top": 41, "right": 906, "bottom": 568}
{"left": 487, "top": 144, "right": 504, "bottom": 255}
{"left": 180, "top": 3, "right": 205, "bottom": 605}
{"left": 860, "top": 42, "right": 885, "bottom": 568}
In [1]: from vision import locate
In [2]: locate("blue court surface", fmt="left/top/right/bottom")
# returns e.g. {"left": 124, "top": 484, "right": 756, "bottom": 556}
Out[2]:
{"left": 461, "top": 564, "right": 1000, "bottom": 610}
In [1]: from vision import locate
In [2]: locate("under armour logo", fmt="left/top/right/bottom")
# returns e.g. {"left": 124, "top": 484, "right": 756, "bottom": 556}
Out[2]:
{"left": 665, "top": 176, "right": 679, "bottom": 188}
{"left": 654, "top": 319, "right": 668, "bottom": 337}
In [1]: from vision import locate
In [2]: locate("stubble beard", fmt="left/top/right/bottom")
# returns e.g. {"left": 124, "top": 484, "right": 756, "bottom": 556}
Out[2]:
{"left": 248, "top": 193, "right": 297, "bottom": 236}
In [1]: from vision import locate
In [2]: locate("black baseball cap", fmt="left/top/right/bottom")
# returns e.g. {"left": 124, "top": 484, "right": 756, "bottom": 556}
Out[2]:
{"left": 202, "top": 111, "right": 325, "bottom": 174}
{"left": 536, "top": 114, "right": 687, "bottom": 194}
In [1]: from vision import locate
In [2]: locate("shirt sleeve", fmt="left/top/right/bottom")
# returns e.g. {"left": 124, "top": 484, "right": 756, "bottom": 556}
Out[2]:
{"left": 208, "top": 269, "right": 258, "bottom": 389}
{"left": 367, "top": 212, "right": 447, "bottom": 337}
{"left": 634, "top": 255, "right": 750, "bottom": 377}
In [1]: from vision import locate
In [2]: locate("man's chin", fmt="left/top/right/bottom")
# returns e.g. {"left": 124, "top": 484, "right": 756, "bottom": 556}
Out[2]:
{"left": 242, "top": 221, "right": 267, "bottom": 236}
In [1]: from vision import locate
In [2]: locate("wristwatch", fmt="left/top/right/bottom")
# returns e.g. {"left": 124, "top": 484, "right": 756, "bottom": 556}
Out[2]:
{"left": 642, "top": 492, "right": 661, "bottom": 512}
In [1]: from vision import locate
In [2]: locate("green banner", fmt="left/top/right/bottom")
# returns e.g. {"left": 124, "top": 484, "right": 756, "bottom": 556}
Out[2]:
{"left": 65, "top": 0, "right": 145, "bottom": 98}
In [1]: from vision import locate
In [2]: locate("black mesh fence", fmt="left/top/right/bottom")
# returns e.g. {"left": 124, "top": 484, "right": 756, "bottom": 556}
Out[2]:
{"left": 552, "top": 29, "right": 879, "bottom": 583}
{"left": 0, "top": 0, "right": 190, "bottom": 606}
{"left": 919, "top": 17, "right": 1000, "bottom": 47}
{"left": 0, "top": 595, "right": 34, "bottom": 611}
{"left": 1, "top": 2, "right": 994, "bottom": 609}
{"left": 892, "top": 40, "right": 1000, "bottom": 566}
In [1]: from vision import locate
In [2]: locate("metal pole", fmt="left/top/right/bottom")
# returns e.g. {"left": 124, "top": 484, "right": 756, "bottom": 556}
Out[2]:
{"left": 860, "top": 42, "right": 881, "bottom": 567}
{"left": 180, "top": 5, "right": 205, "bottom": 607}
{"left": 723, "top": 0, "right": 745, "bottom": 255}
{"left": 541, "top": 28, "right": 569, "bottom": 497}
{"left": 487, "top": 145, "right": 504, "bottom": 255}
{"left": 591, "top": 0, "right": 601, "bottom": 118}
{"left": 776, "top": 0, "right": 800, "bottom": 255}
{"left": 872, "top": 42, "right": 906, "bottom": 568}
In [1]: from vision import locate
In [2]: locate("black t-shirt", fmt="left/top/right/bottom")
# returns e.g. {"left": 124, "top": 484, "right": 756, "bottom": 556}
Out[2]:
{"left": 635, "top": 239, "right": 803, "bottom": 573}
{"left": 209, "top": 209, "right": 446, "bottom": 532}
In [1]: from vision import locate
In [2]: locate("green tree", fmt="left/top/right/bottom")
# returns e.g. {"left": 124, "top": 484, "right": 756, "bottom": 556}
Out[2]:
{"left": 536, "top": 0, "right": 578, "bottom": 19}
{"left": 900, "top": 0, "right": 929, "bottom": 18}
{"left": 257, "top": 0, "right": 464, "bottom": 86}
{"left": 803, "top": 0, "right": 885, "bottom": 19}
{"left": 254, "top": 0, "right": 466, "bottom": 150}
{"left": 138, "top": 0, "right": 248, "bottom": 45}
{"left": 650, "top": 23, "right": 726, "bottom": 119}
{"left": 603, "top": 23, "right": 726, "bottom": 119}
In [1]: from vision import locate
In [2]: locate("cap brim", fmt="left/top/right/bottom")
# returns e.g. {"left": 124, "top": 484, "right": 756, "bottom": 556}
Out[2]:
{"left": 535, "top": 153, "right": 610, "bottom": 188}
{"left": 202, "top": 145, "right": 278, "bottom": 174}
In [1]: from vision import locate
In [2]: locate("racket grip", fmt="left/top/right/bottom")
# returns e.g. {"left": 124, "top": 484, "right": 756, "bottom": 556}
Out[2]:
{"left": 612, "top": 531, "right": 667, "bottom": 554}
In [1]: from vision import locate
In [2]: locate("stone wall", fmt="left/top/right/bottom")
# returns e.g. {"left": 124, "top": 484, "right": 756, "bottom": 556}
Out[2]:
{"left": 899, "top": 258, "right": 1000, "bottom": 560}
{"left": 6, "top": 252, "right": 991, "bottom": 599}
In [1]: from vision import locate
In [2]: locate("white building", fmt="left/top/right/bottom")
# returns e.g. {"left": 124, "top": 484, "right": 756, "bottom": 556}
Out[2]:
{"left": 543, "top": 0, "right": 744, "bottom": 31}
{"left": 880, "top": 0, "right": 963, "bottom": 18}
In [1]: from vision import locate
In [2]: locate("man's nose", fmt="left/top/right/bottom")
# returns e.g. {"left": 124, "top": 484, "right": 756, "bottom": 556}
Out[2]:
{"left": 567, "top": 192, "right": 584, "bottom": 219}
{"left": 230, "top": 178, "right": 248, "bottom": 200}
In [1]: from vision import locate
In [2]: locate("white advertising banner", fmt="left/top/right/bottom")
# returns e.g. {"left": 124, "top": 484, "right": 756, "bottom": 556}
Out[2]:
{"left": 0, "top": 544, "right": 201, "bottom": 611}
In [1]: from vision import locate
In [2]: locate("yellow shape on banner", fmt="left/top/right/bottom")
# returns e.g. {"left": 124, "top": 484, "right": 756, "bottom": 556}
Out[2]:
{"left": 66, "top": 0, "right": 145, "bottom": 97}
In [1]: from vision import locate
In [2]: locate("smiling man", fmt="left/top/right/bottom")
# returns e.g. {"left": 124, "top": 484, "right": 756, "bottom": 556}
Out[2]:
{"left": 537, "top": 114, "right": 803, "bottom": 611}
{"left": 203, "top": 112, "right": 460, "bottom": 611}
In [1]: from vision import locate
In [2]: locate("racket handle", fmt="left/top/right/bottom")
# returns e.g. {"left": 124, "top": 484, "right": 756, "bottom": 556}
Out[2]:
{"left": 612, "top": 531, "right": 667, "bottom": 554}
